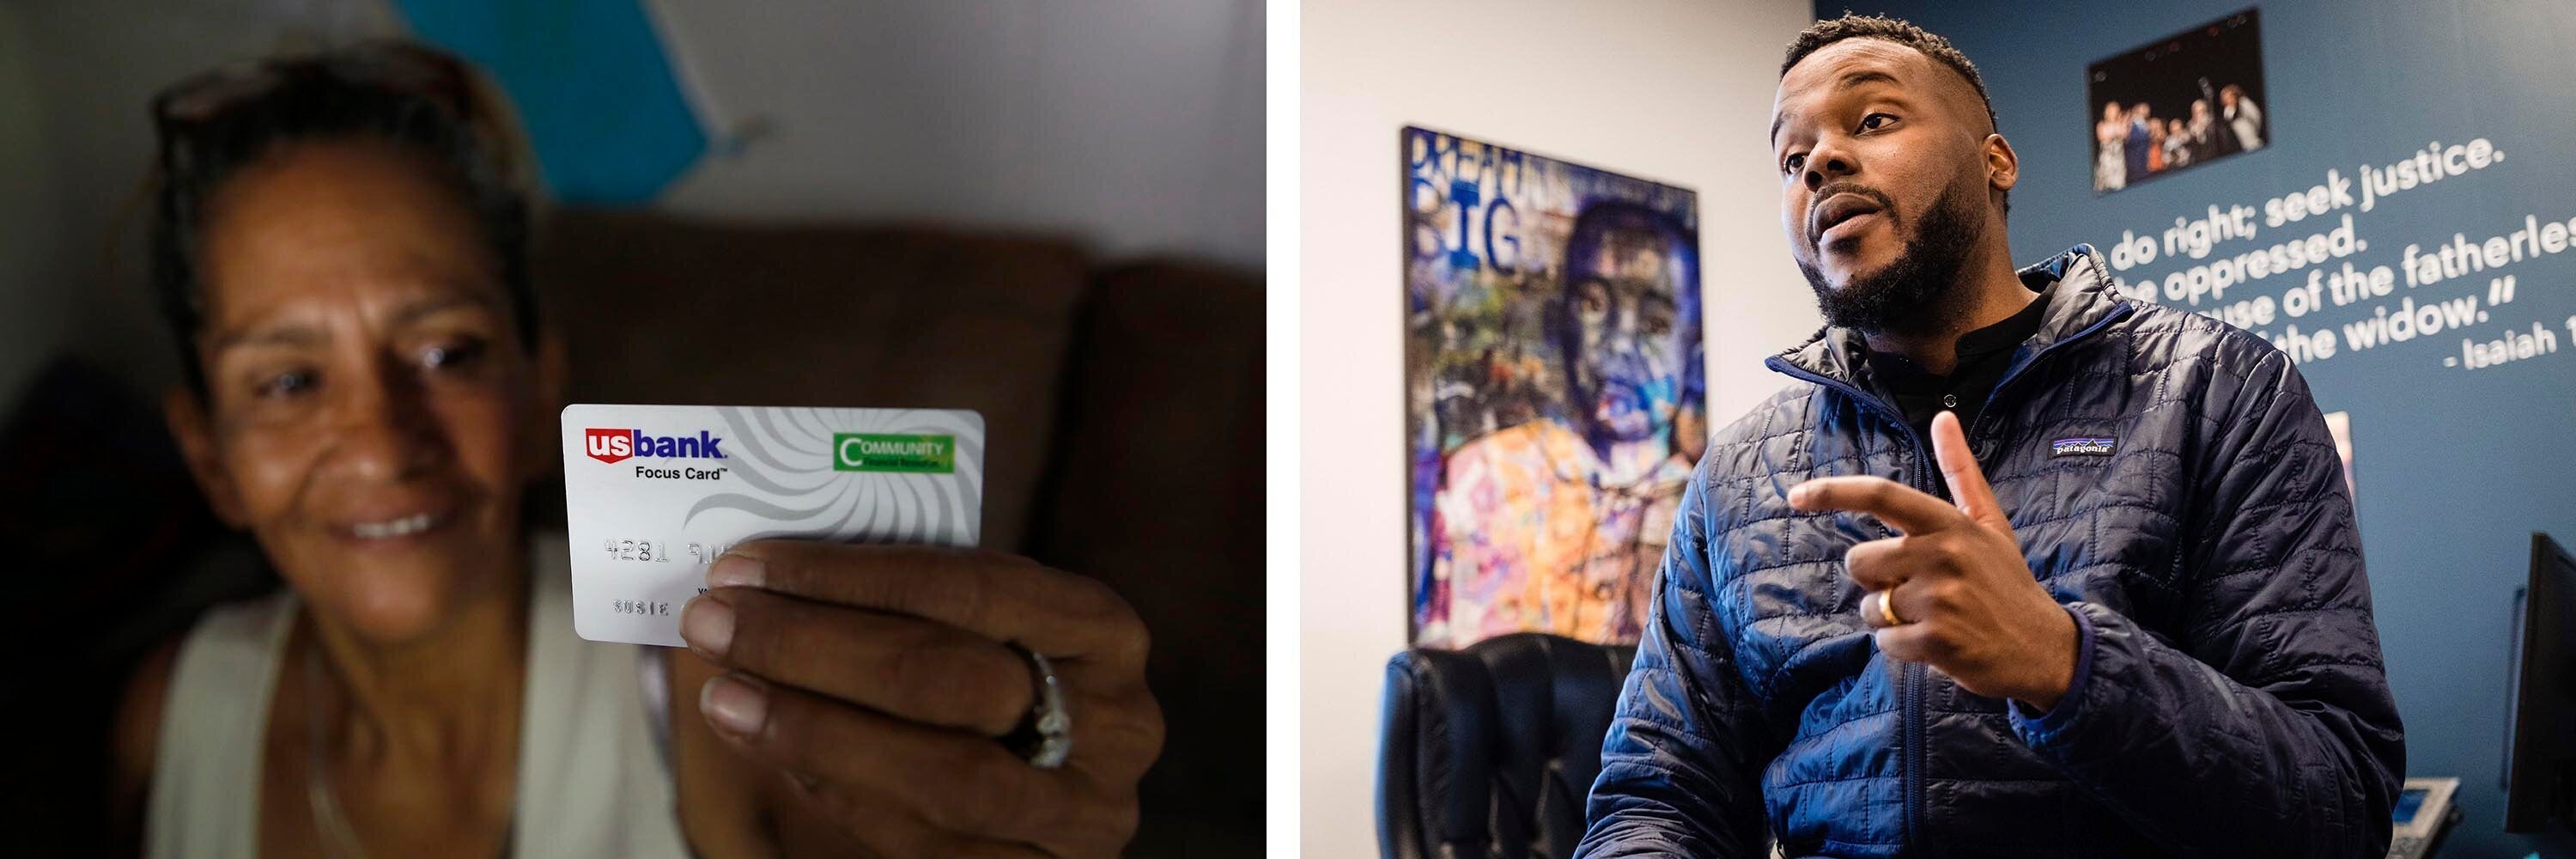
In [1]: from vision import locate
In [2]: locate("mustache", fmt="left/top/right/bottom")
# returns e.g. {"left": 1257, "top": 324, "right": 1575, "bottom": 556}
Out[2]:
{"left": 1807, "top": 182, "right": 1896, "bottom": 245}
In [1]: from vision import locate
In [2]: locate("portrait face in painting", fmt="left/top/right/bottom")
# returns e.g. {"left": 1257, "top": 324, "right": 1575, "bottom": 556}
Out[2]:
{"left": 1554, "top": 202, "right": 1692, "bottom": 452}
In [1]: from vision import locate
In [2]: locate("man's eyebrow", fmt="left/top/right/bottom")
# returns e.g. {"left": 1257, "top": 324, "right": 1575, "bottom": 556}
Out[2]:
{"left": 1771, "top": 69, "right": 1906, "bottom": 144}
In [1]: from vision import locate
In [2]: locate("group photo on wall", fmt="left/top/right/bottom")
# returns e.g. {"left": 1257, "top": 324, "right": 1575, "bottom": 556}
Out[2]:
{"left": 2088, "top": 8, "right": 2268, "bottom": 193}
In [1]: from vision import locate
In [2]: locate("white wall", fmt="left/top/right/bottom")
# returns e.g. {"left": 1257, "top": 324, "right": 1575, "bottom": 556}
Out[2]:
{"left": 0, "top": 0, "right": 1263, "bottom": 401}
{"left": 1298, "top": 0, "right": 1817, "bottom": 854}
{"left": 0, "top": 0, "right": 401, "bottom": 393}
{"left": 647, "top": 0, "right": 1266, "bottom": 270}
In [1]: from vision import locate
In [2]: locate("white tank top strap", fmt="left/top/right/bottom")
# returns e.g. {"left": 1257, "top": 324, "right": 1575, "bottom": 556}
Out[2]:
{"left": 145, "top": 588, "right": 298, "bottom": 859}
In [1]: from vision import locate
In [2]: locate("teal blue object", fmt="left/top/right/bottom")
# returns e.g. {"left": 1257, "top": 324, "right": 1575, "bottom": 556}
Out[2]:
{"left": 394, "top": 0, "right": 707, "bottom": 205}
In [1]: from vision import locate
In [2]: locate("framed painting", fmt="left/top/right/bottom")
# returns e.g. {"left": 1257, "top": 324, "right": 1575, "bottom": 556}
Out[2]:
{"left": 1404, "top": 125, "right": 1704, "bottom": 648}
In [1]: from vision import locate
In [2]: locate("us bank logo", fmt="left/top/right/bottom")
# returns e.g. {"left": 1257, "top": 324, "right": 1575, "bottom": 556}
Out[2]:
{"left": 585, "top": 428, "right": 728, "bottom": 464}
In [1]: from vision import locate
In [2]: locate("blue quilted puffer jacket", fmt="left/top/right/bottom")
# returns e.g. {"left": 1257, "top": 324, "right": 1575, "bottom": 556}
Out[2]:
{"left": 1576, "top": 246, "right": 2404, "bottom": 858}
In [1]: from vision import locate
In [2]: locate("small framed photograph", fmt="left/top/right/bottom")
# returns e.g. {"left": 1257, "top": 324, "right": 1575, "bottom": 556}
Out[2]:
{"left": 2087, "top": 8, "right": 2269, "bottom": 193}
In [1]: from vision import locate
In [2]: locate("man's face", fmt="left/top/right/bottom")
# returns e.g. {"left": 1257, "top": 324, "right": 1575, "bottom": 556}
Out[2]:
{"left": 1771, "top": 39, "right": 1999, "bottom": 332}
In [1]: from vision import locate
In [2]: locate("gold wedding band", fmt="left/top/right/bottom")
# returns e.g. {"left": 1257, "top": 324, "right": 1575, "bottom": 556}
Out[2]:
{"left": 1874, "top": 589, "right": 1904, "bottom": 626}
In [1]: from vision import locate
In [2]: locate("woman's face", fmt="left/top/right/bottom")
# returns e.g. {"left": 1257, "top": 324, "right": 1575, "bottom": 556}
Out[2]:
{"left": 171, "top": 138, "right": 555, "bottom": 645}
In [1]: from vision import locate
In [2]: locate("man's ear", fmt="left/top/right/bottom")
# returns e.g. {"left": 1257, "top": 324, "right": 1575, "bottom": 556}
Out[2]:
{"left": 163, "top": 386, "right": 248, "bottom": 527}
{"left": 1984, "top": 132, "right": 2020, "bottom": 195}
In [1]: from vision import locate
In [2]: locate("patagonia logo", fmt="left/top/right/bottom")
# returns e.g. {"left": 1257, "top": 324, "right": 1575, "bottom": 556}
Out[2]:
{"left": 2051, "top": 436, "right": 2117, "bottom": 457}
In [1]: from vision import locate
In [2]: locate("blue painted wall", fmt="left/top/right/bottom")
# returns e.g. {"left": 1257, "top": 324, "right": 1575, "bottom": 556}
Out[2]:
{"left": 396, "top": 0, "right": 707, "bottom": 204}
{"left": 1824, "top": 2, "right": 2576, "bottom": 855}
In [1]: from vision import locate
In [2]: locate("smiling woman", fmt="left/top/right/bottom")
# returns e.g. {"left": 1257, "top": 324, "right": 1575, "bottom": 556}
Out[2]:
{"left": 112, "top": 40, "right": 1161, "bottom": 859}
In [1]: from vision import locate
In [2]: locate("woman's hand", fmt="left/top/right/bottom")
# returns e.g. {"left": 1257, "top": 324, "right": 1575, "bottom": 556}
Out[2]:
{"left": 677, "top": 540, "right": 1163, "bottom": 857}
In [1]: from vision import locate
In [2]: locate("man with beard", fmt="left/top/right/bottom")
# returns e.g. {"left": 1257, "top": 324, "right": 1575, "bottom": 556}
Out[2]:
{"left": 1575, "top": 14, "right": 2402, "bottom": 858}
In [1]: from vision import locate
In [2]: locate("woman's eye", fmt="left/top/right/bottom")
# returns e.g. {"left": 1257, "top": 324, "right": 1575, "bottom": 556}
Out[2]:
{"left": 1859, "top": 113, "right": 1894, "bottom": 131}
{"left": 1643, "top": 314, "right": 1674, "bottom": 336}
{"left": 422, "top": 338, "right": 488, "bottom": 370}
{"left": 257, "top": 369, "right": 317, "bottom": 399}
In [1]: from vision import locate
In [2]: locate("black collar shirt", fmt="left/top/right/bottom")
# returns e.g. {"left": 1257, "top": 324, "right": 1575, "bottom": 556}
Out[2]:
{"left": 1861, "top": 285, "right": 2053, "bottom": 446}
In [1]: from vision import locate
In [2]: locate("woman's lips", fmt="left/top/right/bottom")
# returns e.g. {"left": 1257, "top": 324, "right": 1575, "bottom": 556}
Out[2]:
{"left": 337, "top": 509, "right": 455, "bottom": 541}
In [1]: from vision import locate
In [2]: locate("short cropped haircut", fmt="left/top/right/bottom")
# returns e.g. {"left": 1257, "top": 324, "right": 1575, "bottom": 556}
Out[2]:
{"left": 1783, "top": 13, "right": 1999, "bottom": 135}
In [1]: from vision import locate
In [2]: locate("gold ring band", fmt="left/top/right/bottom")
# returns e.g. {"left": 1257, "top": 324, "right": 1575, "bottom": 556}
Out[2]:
{"left": 1874, "top": 589, "right": 1903, "bottom": 626}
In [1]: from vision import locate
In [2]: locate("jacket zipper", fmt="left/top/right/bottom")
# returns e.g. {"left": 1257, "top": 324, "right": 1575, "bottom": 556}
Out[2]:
{"left": 1764, "top": 363, "right": 1938, "bottom": 850}
{"left": 1763, "top": 299, "right": 2135, "bottom": 853}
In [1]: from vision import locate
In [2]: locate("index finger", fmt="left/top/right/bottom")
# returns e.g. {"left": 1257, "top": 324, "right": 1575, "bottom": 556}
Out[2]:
{"left": 1787, "top": 475, "right": 1962, "bottom": 535}
{"left": 1928, "top": 410, "right": 2001, "bottom": 525}
{"left": 709, "top": 541, "right": 1147, "bottom": 667}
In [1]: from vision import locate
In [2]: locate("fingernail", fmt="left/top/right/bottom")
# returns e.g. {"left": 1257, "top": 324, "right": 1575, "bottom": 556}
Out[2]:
{"left": 680, "top": 594, "right": 735, "bottom": 658}
{"left": 708, "top": 554, "right": 764, "bottom": 589}
{"left": 702, "top": 673, "right": 769, "bottom": 737}
{"left": 1788, "top": 484, "right": 1811, "bottom": 506}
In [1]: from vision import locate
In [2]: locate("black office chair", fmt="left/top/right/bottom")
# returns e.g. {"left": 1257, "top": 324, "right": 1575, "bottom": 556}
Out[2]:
{"left": 1376, "top": 632, "right": 1637, "bottom": 859}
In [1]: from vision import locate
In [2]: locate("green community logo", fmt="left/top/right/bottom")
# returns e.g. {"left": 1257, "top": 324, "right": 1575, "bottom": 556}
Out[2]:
{"left": 833, "top": 433, "right": 956, "bottom": 473}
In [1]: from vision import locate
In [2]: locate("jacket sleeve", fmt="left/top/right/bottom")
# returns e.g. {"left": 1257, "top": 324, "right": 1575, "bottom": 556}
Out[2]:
{"left": 2009, "top": 346, "right": 2405, "bottom": 856}
{"left": 1575, "top": 462, "right": 1779, "bottom": 858}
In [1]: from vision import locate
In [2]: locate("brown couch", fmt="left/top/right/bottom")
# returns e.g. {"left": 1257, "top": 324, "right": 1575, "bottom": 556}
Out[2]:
{"left": 536, "top": 210, "right": 1266, "bottom": 856}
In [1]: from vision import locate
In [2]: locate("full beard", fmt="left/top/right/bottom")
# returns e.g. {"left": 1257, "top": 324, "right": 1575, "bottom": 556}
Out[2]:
{"left": 1798, "top": 181, "right": 1983, "bottom": 336}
